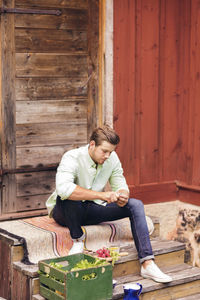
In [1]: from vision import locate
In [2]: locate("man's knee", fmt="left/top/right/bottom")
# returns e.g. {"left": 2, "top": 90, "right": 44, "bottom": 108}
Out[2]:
{"left": 127, "top": 198, "right": 144, "bottom": 210}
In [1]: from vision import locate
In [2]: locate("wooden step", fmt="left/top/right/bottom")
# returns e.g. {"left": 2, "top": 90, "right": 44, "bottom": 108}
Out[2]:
{"left": 31, "top": 238, "right": 185, "bottom": 299}
{"left": 16, "top": 238, "right": 185, "bottom": 299}
{"left": 176, "top": 294, "right": 200, "bottom": 300}
{"left": 112, "top": 263, "right": 200, "bottom": 300}
{"left": 0, "top": 215, "right": 159, "bottom": 300}
{"left": 113, "top": 238, "right": 185, "bottom": 277}
{"left": 32, "top": 264, "right": 200, "bottom": 300}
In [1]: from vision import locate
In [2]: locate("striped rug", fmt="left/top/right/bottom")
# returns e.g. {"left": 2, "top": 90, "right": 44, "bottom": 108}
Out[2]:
{"left": 0, "top": 215, "right": 154, "bottom": 264}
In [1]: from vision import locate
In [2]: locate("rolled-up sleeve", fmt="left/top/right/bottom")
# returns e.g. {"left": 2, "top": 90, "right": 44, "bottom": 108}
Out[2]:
{"left": 109, "top": 153, "right": 129, "bottom": 193}
{"left": 56, "top": 153, "right": 77, "bottom": 200}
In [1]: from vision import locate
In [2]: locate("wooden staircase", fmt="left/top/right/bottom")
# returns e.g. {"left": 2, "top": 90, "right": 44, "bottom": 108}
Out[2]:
{"left": 110, "top": 228, "right": 200, "bottom": 300}
{"left": 32, "top": 217, "right": 200, "bottom": 300}
{"left": 31, "top": 237, "right": 200, "bottom": 300}
{"left": 113, "top": 263, "right": 200, "bottom": 299}
{"left": 1, "top": 215, "right": 200, "bottom": 299}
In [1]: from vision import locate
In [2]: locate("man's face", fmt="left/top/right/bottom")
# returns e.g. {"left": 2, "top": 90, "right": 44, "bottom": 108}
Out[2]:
{"left": 89, "top": 140, "right": 116, "bottom": 165}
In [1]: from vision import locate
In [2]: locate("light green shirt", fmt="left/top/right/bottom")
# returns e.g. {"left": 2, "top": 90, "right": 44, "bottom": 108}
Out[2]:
{"left": 46, "top": 144, "right": 129, "bottom": 216}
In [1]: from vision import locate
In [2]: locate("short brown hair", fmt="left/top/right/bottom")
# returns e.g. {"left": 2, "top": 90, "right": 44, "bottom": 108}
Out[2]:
{"left": 90, "top": 125, "right": 120, "bottom": 146}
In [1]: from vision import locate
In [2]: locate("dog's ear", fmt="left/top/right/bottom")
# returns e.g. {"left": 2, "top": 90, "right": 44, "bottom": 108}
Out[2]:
{"left": 195, "top": 213, "right": 200, "bottom": 223}
{"left": 194, "top": 233, "right": 200, "bottom": 243}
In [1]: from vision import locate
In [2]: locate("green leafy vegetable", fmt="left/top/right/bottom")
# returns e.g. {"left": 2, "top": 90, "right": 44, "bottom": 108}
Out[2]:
{"left": 49, "top": 262, "right": 64, "bottom": 270}
{"left": 71, "top": 258, "right": 107, "bottom": 271}
{"left": 82, "top": 272, "right": 97, "bottom": 280}
{"left": 109, "top": 249, "right": 120, "bottom": 266}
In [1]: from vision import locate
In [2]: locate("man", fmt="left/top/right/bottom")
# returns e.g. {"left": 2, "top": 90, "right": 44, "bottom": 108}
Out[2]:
{"left": 46, "top": 125, "right": 172, "bottom": 283}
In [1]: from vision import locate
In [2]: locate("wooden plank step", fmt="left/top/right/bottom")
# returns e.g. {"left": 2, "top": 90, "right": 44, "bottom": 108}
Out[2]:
{"left": 21, "top": 238, "right": 185, "bottom": 297}
{"left": 113, "top": 263, "right": 200, "bottom": 300}
{"left": 113, "top": 238, "right": 185, "bottom": 277}
{"left": 17, "top": 237, "right": 185, "bottom": 298}
{"left": 33, "top": 264, "right": 200, "bottom": 300}
{"left": 176, "top": 294, "right": 200, "bottom": 300}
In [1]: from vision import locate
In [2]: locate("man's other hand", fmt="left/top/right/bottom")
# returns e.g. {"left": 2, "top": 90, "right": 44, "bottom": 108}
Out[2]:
{"left": 116, "top": 193, "right": 129, "bottom": 207}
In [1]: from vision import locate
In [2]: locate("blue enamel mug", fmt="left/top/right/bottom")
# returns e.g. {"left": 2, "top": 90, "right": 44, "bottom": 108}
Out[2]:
{"left": 123, "top": 283, "right": 142, "bottom": 300}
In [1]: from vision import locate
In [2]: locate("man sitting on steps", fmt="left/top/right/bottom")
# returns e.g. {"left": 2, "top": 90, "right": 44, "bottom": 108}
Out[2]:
{"left": 46, "top": 125, "right": 172, "bottom": 283}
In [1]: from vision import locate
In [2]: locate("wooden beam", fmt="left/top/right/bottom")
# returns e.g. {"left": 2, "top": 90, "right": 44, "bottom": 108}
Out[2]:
{"left": 176, "top": 180, "right": 200, "bottom": 192}
{"left": 87, "top": 0, "right": 99, "bottom": 139}
{"left": 176, "top": 181, "right": 200, "bottom": 206}
{"left": 129, "top": 180, "right": 200, "bottom": 206}
{"left": 98, "top": 0, "right": 105, "bottom": 127}
{"left": 0, "top": 239, "right": 12, "bottom": 299}
{"left": 129, "top": 181, "right": 178, "bottom": 204}
{"left": 0, "top": 0, "right": 16, "bottom": 170}
{"left": 104, "top": 0, "right": 113, "bottom": 127}
{"left": 0, "top": 209, "right": 47, "bottom": 221}
{"left": 0, "top": 0, "right": 17, "bottom": 213}
{"left": 179, "top": 189, "right": 200, "bottom": 206}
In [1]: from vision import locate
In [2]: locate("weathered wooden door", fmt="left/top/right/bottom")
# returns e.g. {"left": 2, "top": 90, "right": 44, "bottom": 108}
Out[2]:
{"left": 0, "top": 0, "right": 99, "bottom": 217}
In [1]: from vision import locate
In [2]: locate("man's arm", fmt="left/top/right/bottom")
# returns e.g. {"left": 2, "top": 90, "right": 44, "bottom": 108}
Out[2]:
{"left": 68, "top": 185, "right": 119, "bottom": 204}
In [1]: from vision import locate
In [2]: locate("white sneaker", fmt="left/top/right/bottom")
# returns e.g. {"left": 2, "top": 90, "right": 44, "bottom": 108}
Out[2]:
{"left": 68, "top": 241, "right": 84, "bottom": 255}
{"left": 141, "top": 261, "right": 172, "bottom": 283}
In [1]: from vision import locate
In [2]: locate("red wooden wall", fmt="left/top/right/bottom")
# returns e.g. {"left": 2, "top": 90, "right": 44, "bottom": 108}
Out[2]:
{"left": 113, "top": 0, "right": 200, "bottom": 202}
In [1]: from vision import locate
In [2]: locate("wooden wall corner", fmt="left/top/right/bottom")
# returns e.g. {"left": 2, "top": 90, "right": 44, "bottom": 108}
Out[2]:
{"left": 129, "top": 181, "right": 178, "bottom": 204}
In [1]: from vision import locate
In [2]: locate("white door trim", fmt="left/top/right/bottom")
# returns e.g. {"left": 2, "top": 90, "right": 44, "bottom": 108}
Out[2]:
{"left": 103, "top": 0, "right": 113, "bottom": 127}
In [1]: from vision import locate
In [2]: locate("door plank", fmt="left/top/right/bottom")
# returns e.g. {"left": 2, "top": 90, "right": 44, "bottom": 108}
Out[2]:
{"left": 16, "top": 53, "right": 88, "bottom": 78}
{"left": 15, "top": 0, "right": 88, "bottom": 9}
{"left": 15, "top": 28, "right": 87, "bottom": 53}
{"left": 16, "top": 122, "right": 87, "bottom": 147}
{"left": 16, "top": 100, "right": 87, "bottom": 124}
{"left": 16, "top": 144, "right": 84, "bottom": 169}
{"left": 15, "top": 9, "right": 88, "bottom": 30}
{"left": 15, "top": 78, "right": 87, "bottom": 101}
{"left": 16, "top": 171, "right": 55, "bottom": 197}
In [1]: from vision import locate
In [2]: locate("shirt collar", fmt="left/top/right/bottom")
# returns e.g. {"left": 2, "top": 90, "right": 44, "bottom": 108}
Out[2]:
{"left": 84, "top": 144, "right": 97, "bottom": 168}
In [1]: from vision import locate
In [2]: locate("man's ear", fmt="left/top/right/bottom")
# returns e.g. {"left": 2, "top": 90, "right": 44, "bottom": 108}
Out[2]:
{"left": 89, "top": 140, "right": 96, "bottom": 148}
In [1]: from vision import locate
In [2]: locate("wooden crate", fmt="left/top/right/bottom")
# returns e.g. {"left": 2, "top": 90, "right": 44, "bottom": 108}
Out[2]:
{"left": 39, "top": 254, "right": 113, "bottom": 300}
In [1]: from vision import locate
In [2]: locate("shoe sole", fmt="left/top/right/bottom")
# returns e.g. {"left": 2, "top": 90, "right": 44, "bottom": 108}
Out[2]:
{"left": 141, "top": 274, "right": 172, "bottom": 283}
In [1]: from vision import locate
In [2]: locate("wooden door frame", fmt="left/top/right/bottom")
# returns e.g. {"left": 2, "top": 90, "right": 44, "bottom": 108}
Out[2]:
{"left": 0, "top": 0, "right": 17, "bottom": 215}
{"left": 99, "top": 0, "right": 114, "bottom": 128}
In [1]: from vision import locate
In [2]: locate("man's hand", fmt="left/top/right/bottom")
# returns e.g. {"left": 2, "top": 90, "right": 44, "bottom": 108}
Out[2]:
{"left": 102, "top": 190, "right": 129, "bottom": 206}
{"left": 116, "top": 191, "right": 129, "bottom": 207}
{"left": 102, "top": 191, "right": 119, "bottom": 203}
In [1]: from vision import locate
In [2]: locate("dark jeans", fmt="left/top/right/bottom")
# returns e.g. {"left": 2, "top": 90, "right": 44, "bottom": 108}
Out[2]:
{"left": 52, "top": 197, "right": 154, "bottom": 263}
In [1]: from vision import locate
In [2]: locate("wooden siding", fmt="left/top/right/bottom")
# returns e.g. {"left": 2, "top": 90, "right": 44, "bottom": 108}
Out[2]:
{"left": 0, "top": 0, "right": 99, "bottom": 215}
{"left": 12, "top": 268, "right": 30, "bottom": 300}
{"left": 0, "top": 238, "right": 12, "bottom": 299}
{"left": 113, "top": 0, "right": 200, "bottom": 200}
